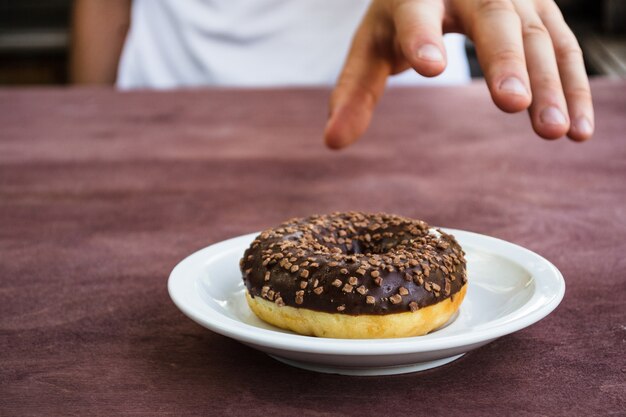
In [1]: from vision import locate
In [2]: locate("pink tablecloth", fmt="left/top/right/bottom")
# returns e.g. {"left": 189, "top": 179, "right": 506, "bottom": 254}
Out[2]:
{"left": 1, "top": 78, "right": 625, "bottom": 415}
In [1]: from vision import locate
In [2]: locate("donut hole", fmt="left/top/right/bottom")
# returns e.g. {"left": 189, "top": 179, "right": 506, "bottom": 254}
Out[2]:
{"left": 336, "top": 233, "right": 401, "bottom": 257}
{"left": 345, "top": 238, "right": 378, "bottom": 255}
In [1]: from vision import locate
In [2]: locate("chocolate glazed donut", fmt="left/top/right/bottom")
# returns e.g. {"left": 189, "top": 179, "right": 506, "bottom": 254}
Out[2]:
{"left": 240, "top": 212, "right": 468, "bottom": 338}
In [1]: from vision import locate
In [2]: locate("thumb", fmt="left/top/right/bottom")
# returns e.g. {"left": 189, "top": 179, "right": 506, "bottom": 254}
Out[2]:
{"left": 324, "top": 24, "right": 391, "bottom": 149}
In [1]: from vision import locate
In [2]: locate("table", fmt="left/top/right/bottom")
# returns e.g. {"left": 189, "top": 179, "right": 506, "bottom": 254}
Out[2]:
{"left": 1, "top": 79, "right": 625, "bottom": 416}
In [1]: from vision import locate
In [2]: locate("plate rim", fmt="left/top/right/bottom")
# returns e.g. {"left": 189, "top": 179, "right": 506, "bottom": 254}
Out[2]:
{"left": 168, "top": 228, "right": 565, "bottom": 355}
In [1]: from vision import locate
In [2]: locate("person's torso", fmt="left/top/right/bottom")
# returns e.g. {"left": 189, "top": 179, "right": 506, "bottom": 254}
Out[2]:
{"left": 117, "top": 0, "right": 470, "bottom": 89}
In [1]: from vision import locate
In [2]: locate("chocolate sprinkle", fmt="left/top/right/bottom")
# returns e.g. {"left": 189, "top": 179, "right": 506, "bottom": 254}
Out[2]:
{"left": 390, "top": 294, "right": 402, "bottom": 304}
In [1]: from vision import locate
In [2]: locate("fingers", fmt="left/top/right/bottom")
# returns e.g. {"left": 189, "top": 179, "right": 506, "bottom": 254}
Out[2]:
{"left": 462, "top": 0, "right": 589, "bottom": 141}
{"left": 459, "top": 0, "right": 532, "bottom": 113}
{"left": 393, "top": 0, "right": 447, "bottom": 77}
{"left": 326, "top": 0, "right": 592, "bottom": 149}
{"left": 537, "top": 1, "right": 593, "bottom": 141}
{"left": 326, "top": 0, "right": 447, "bottom": 149}
{"left": 510, "top": 0, "right": 568, "bottom": 139}
{"left": 324, "top": 20, "right": 391, "bottom": 149}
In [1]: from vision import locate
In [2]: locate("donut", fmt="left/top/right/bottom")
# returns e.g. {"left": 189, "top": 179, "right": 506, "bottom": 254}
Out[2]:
{"left": 240, "top": 212, "right": 467, "bottom": 339}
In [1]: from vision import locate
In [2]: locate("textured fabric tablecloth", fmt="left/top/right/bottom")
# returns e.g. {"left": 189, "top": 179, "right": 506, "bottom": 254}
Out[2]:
{"left": 1, "top": 79, "right": 625, "bottom": 416}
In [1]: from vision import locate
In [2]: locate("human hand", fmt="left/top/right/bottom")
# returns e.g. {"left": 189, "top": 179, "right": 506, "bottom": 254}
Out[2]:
{"left": 324, "top": 0, "right": 594, "bottom": 149}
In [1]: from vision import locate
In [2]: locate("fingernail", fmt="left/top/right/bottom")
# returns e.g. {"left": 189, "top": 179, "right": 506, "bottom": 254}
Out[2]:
{"left": 416, "top": 44, "right": 443, "bottom": 62}
{"left": 573, "top": 116, "right": 593, "bottom": 136}
{"left": 499, "top": 77, "right": 527, "bottom": 96}
{"left": 540, "top": 106, "right": 567, "bottom": 126}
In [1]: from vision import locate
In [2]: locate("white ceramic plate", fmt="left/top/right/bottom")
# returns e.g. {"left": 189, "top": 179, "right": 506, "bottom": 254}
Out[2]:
{"left": 168, "top": 229, "right": 565, "bottom": 376}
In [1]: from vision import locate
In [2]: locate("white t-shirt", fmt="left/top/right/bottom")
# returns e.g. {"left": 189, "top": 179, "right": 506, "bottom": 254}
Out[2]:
{"left": 117, "top": 0, "right": 470, "bottom": 89}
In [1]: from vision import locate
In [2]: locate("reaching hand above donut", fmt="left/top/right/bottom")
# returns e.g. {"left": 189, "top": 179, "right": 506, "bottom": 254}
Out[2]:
{"left": 240, "top": 212, "right": 468, "bottom": 338}
{"left": 324, "top": 0, "right": 594, "bottom": 149}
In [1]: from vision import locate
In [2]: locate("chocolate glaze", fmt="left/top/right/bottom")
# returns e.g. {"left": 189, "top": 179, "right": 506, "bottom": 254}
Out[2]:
{"left": 241, "top": 212, "right": 467, "bottom": 315}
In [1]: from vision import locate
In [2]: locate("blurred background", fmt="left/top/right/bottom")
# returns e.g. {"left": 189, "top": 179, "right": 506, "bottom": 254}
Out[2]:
{"left": 0, "top": 0, "right": 624, "bottom": 85}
